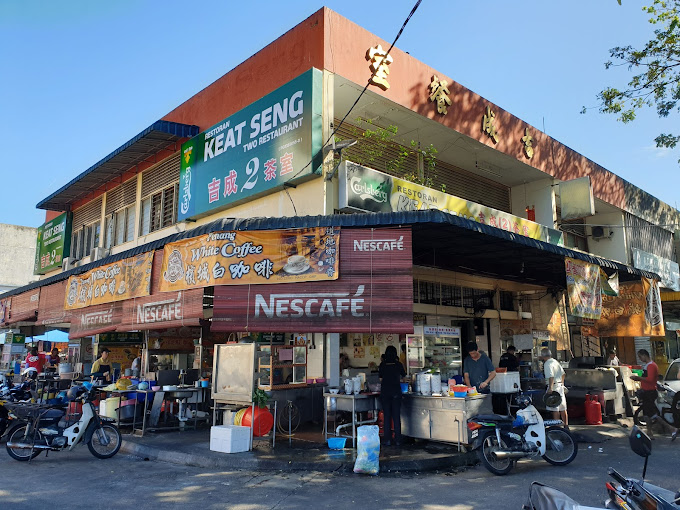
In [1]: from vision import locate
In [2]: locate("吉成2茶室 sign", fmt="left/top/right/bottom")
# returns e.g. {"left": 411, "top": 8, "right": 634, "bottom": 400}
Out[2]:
{"left": 34, "top": 212, "right": 72, "bottom": 275}
{"left": 178, "top": 68, "right": 323, "bottom": 220}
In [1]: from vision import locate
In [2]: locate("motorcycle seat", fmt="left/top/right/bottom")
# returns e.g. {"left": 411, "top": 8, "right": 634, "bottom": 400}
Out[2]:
{"left": 474, "top": 414, "right": 514, "bottom": 422}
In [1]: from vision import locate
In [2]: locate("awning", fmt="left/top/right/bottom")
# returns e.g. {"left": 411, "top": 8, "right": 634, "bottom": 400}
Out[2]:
{"left": 0, "top": 210, "right": 660, "bottom": 302}
{"left": 37, "top": 121, "right": 199, "bottom": 211}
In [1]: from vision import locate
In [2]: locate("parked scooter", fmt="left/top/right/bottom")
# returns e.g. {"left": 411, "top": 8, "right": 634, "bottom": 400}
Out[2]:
{"left": 605, "top": 426, "right": 680, "bottom": 509}
{"left": 5, "top": 382, "right": 121, "bottom": 461}
{"left": 469, "top": 393, "right": 578, "bottom": 475}
{"left": 0, "top": 378, "right": 34, "bottom": 439}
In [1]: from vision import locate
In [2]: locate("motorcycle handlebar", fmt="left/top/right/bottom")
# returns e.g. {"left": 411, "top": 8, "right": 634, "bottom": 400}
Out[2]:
{"left": 608, "top": 468, "right": 629, "bottom": 486}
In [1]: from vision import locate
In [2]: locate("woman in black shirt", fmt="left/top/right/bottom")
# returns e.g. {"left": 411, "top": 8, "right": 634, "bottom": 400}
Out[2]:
{"left": 379, "top": 345, "right": 406, "bottom": 446}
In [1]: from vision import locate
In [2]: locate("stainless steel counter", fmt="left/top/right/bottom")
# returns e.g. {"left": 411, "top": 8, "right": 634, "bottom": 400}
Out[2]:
{"left": 401, "top": 393, "right": 492, "bottom": 445}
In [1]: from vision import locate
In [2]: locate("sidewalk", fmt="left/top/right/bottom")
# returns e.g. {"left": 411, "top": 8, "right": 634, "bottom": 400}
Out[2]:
{"left": 120, "top": 419, "right": 632, "bottom": 473}
{"left": 121, "top": 427, "right": 477, "bottom": 473}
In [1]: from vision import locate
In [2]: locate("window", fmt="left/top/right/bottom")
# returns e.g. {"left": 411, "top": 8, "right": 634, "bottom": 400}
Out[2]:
{"left": 140, "top": 184, "right": 177, "bottom": 235}
{"left": 70, "top": 221, "right": 100, "bottom": 260}
{"left": 105, "top": 205, "right": 136, "bottom": 248}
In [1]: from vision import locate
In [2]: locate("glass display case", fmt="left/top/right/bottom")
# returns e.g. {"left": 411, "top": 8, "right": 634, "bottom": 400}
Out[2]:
{"left": 258, "top": 344, "right": 307, "bottom": 389}
{"left": 407, "top": 326, "right": 462, "bottom": 381}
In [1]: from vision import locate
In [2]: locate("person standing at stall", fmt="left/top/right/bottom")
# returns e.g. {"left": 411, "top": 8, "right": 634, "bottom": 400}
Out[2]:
{"left": 540, "top": 348, "right": 568, "bottom": 427}
{"left": 499, "top": 345, "right": 519, "bottom": 372}
{"left": 379, "top": 345, "right": 406, "bottom": 446}
{"left": 607, "top": 350, "right": 620, "bottom": 367}
{"left": 463, "top": 342, "right": 496, "bottom": 393}
{"left": 48, "top": 347, "right": 61, "bottom": 368}
{"left": 91, "top": 348, "right": 113, "bottom": 383}
{"left": 24, "top": 347, "right": 46, "bottom": 374}
{"left": 399, "top": 344, "right": 407, "bottom": 371}
{"left": 631, "top": 349, "right": 678, "bottom": 440}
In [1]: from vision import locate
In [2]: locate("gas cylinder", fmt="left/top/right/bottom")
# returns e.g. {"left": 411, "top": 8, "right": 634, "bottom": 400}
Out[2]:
{"left": 585, "top": 394, "right": 602, "bottom": 425}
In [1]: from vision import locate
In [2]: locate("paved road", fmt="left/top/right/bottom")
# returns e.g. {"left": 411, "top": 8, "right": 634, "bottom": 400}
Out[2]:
{"left": 0, "top": 434, "right": 678, "bottom": 510}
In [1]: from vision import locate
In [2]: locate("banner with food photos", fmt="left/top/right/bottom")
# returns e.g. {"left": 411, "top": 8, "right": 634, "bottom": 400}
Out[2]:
{"left": 159, "top": 227, "right": 340, "bottom": 292}
{"left": 64, "top": 252, "right": 154, "bottom": 310}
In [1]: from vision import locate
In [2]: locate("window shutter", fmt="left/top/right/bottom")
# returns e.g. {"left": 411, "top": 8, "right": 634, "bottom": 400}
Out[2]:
{"left": 162, "top": 185, "right": 176, "bottom": 227}
{"left": 105, "top": 177, "right": 137, "bottom": 216}
{"left": 72, "top": 196, "right": 102, "bottom": 231}
{"left": 142, "top": 154, "right": 180, "bottom": 198}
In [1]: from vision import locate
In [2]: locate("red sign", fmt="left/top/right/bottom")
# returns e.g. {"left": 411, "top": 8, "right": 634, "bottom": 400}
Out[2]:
{"left": 118, "top": 288, "right": 204, "bottom": 331}
{"left": 6, "top": 289, "right": 40, "bottom": 324}
{"left": 212, "top": 227, "right": 413, "bottom": 333}
{"left": 69, "top": 302, "right": 123, "bottom": 339}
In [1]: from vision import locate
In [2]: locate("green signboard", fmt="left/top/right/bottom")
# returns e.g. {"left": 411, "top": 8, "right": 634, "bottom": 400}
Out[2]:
{"left": 34, "top": 212, "right": 72, "bottom": 275}
{"left": 178, "top": 68, "right": 323, "bottom": 221}
{"left": 1, "top": 333, "right": 25, "bottom": 344}
{"left": 98, "top": 332, "right": 144, "bottom": 344}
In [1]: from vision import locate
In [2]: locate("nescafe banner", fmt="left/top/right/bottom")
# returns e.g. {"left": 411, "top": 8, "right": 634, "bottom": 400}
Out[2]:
{"left": 212, "top": 227, "right": 413, "bottom": 333}
{"left": 69, "top": 301, "right": 123, "bottom": 339}
{"left": 119, "top": 288, "right": 204, "bottom": 331}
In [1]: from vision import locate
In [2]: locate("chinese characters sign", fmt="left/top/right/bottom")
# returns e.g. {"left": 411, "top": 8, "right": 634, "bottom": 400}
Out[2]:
{"left": 64, "top": 252, "right": 153, "bottom": 310}
{"left": 429, "top": 75, "right": 451, "bottom": 115}
{"left": 34, "top": 212, "right": 71, "bottom": 275}
{"left": 366, "top": 45, "right": 393, "bottom": 90}
{"left": 521, "top": 128, "right": 534, "bottom": 159}
{"left": 177, "top": 68, "right": 323, "bottom": 221}
{"left": 482, "top": 106, "right": 499, "bottom": 143}
{"left": 159, "top": 227, "right": 340, "bottom": 292}
{"left": 338, "top": 161, "right": 564, "bottom": 246}
{"left": 595, "top": 278, "right": 665, "bottom": 336}
{"left": 565, "top": 257, "right": 602, "bottom": 320}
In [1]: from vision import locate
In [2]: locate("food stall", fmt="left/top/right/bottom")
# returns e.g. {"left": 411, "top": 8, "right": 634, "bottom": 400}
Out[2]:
{"left": 406, "top": 326, "right": 463, "bottom": 381}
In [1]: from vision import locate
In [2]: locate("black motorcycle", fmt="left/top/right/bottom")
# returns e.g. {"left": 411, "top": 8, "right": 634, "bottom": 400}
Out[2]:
{"left": 0, "top": 380, "right": 34, "bottom": 439}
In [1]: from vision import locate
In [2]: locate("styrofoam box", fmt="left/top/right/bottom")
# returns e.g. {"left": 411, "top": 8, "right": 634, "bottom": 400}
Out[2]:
{"left": 490, "top": 372, "right": 520, "bottom": 394}
{"left": 210, "top": 425, "right": 251, "bottom": 454}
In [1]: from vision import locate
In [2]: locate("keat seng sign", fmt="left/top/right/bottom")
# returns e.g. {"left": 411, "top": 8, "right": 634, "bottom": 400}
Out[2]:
{"left": 178, "top": 68, "right": 323, "bottom": 220}
{"left": 212, "top": 227, "right": 413, "bottom": 333}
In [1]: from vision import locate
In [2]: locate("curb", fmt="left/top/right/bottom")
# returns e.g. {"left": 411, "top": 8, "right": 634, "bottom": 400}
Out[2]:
{"left": 121, "top": 439, "right": 477, "bottom": 473}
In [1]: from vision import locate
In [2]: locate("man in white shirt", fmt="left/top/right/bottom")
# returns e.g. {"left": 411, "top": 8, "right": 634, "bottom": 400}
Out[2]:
{"left": 607, "top": 350, "right": 620, "bottom": 367}
{"left": 541, "top": 347, "right": 568, "bottom": 426}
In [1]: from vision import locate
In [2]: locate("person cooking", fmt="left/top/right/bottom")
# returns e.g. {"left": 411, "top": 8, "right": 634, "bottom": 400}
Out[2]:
{"left": 379, "top": 345, "right": 406, "bottom": 446}
{"left": 631, "top": 349, "right": 678, "bottom": 440}
{"left": 540, "top": 348, "right": 568, "bottom": 427}
{"left": 91, "top": 348, "right": 113, "bottom": 383}
{"left": 463, "top": 341, "right": 496, "bottom": 393}
{"left": 499, "top": 345, "right": 519, "bottom": 372}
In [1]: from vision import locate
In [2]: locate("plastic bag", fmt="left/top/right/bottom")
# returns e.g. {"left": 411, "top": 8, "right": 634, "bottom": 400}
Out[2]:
{"left": 353, "top": 425, "right": 380, "bottom": 475}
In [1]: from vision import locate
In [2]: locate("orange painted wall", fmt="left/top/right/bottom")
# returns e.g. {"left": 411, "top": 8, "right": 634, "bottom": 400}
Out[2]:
{"left": 162, "top": 9, "right": 325, "bottom": 131}
{"left": 45, "top": 210, "right": 63, "bottom": 223}
{"left": 321, "top": 9, "right": 627, "bottom": 211}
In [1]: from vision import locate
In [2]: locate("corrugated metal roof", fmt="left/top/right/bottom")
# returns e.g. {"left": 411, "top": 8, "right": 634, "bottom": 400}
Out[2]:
{"left": 36, "top": 121, "right": 199, "bottom": 211}
{"left": 0, "top": 210, "right": 659, "bottom": 300}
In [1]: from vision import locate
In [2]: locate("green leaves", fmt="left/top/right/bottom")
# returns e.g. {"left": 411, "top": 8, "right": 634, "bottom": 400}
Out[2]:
{"left": 593, "top": 0, "right": 680, "bottom": 163}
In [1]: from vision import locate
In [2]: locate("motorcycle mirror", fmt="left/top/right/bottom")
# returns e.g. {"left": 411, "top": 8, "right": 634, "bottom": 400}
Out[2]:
{"left": 629, "top": 425, "right": 652, "bottom": 458}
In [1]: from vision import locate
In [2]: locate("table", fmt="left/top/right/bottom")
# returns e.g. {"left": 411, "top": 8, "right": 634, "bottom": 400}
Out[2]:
{"left": 133, "top": 387, "right": 209, "bottom": 436}
{"left": 323, "top": 392, "right": 380, "bottom": 448}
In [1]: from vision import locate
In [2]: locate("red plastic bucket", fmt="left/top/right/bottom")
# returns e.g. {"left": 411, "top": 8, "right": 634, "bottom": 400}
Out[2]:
{"left": 241, "top": 406, "right": 274, "bottom": 437}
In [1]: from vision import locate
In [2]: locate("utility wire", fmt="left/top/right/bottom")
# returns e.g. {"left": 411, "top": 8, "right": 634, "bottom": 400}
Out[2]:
{"left": 288, "top": 0, "right": 424, "bottom": 185}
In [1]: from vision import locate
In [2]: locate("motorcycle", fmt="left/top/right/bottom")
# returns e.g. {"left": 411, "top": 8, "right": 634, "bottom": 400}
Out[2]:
{"left": 469, "top": 392, "right": 578, "bottom": 475}
{"left": 5, "top": 382, "right": 121, "bottom": 461}
{"left": 605, "top": 425, "right": 680, "bottom": 509}
{"left": 633, "top": 382, "right": 680, "bottom": 428}
{"left": 0, "top": 379, "right": 34, "bottom": 439}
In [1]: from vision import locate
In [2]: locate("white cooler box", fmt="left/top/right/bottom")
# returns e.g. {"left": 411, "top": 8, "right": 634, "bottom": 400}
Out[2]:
{"left": 210, "top": 425, "right": 251, "bottom": 454}
{"left": 490, "top": 372, "right": 520, "bottom": 394}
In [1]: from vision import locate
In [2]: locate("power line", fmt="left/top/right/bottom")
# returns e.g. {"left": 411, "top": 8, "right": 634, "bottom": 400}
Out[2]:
{"left": 288, "top": 0, "right": 424, "bottom": 186}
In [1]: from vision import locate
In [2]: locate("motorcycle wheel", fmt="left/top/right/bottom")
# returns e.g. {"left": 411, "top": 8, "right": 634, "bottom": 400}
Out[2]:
{"left": 87, "top": 424, "right": 121, "bottom": 459}
{"left": 5, "top": 424, "right": 43, "bottom": 461}
{"left": 542, "top": 426, "right": 578, "bottom": 466}
{"left": 478, "top": 429, "right": 514, "bottom": 475}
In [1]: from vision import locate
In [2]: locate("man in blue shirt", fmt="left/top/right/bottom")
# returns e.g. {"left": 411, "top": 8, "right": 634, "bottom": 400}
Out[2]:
{"left": 463, "top": 341, "right": 496, "bottom": 393}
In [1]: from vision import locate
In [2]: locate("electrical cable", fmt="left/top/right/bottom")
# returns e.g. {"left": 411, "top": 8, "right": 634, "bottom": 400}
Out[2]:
{"left": 287, "top": 0, "right": 424, "bottom": 185}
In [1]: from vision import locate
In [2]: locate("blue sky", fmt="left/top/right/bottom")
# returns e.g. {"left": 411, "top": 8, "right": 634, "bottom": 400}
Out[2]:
{"left": 1, "top": 0, "right": 676, "bottom": 228}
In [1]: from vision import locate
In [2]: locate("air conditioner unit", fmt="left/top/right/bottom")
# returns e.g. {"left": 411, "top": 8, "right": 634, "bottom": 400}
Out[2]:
{"left": 62, "top": 257, "right": 75, "bottom": 270}
{"left": 591, "top": 225, "right": 613, "bottom": 241}
{"left": 90, "top": 247, "right": 109, "bottom": 261}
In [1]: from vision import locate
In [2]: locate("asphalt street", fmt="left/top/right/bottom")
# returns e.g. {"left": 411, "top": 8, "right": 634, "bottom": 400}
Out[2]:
{"left": 0, "top": 434, "right": 678, "bottom": 510}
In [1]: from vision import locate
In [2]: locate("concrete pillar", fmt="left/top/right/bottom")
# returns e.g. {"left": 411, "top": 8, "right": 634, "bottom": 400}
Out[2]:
{"left": 326, "top": 332, "right": 340, "bottom": 387}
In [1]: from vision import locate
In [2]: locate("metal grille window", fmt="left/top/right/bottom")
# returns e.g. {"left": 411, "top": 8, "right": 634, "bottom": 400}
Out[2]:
{"left": 140, "top": 184, "right": 177, "bottom": 235}
{"left": 473, "top": 288, "right": 495, "bottom": 310}
{"left": 71, "top": 221, "right": 100, "bottom": 260}
{"left": 499, "top": 291, "right": 515, "bottom": 311}
{"left": 625, "top": 212, "right": 674, "bottom": 261}
{"left": 105, "top": 205, "right": 135, "bottom": 248}
{"left": 419, "top": 281, "right": 440, "bottom": 305}
{"left": 462, "top": 287, "right": 475, "bottom": 309}
{"left": 557, "top": 207, "right": 589, "bottom": 251}
{"left": 441, "top": 284, "right": 462, "bottom": 307}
